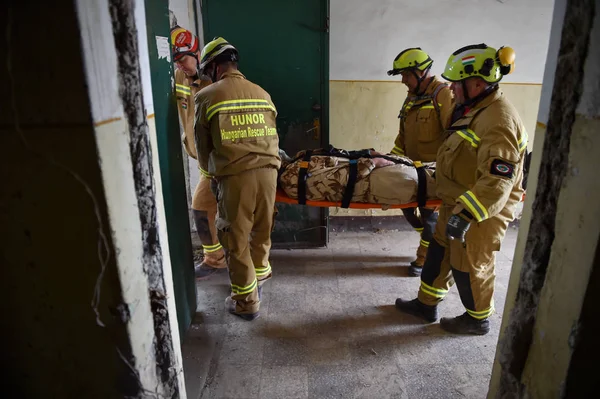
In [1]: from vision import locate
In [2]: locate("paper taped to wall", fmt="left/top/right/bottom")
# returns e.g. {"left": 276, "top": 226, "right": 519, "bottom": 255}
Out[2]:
{"left": 156, "top": 36, "right": 171, "bottom": 62}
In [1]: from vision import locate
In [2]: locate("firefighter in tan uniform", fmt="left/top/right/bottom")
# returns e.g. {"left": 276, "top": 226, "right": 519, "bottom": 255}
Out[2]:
{"left": 395, "top": 44, "right": 527, "bottom": 335}
{"left": 194, "top": 38, "right": 281, "bottom": 321}
{"left": 170, "top": 27, "right": 226, "bottom": 279}
{"left": 387, "top": 48, "right": 454, "bottom": 277}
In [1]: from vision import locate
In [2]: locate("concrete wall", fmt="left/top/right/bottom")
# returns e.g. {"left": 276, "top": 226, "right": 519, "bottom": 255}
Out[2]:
{"left": 489, "top": 0, "right": 600, "bottom": 396}
{"left": 170, "top": 0, "right": 196, "bottom": 34}
{"left": 77, "top": 0, "right": 186, "bottom": 395}
{"left": 331, "top": 0, "right": 554, "bottom": 83}
{"left": 329, "top": 0, "right": 554, "bottom": 139}
{"left": 488, "top": 0, "right": 567, "bottom": 394}
{"left": 0, "top": 1, "right": 185, "bottom": 396}
{"left": 329, "top": 0, "right": 554, "bottom": 133}
{"left": 536, "top": 0, "right": 568, "bottom": 124}
{"left": 329, "top": 0, "right": 553, "bottom": 217}
{"left": 517, "top": 2, "right": 600, "bottom": 395}
{"left": 0, "top": 2, "right": 132, "bottom": 397}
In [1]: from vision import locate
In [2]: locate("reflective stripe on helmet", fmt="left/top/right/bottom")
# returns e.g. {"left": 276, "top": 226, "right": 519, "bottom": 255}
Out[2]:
{"left": 442, "top": 43, "right": 513, "bottom": 84}
{"left": 199, "top": 37, "right": 238, "bottom": 71}
{"left": 388, "top": 48, "right": 433, "bottom": 75}
{"left": 170, "top": 27, "right": 199, "bottom": 61}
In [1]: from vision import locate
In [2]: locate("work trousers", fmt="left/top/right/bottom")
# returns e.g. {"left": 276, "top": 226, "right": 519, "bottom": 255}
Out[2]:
{"left": 192, "top": 174, "right": 225, "bottom": 266}
{"left": 215, "top": 167, "right": 277, "bottom": 314}
{"left": 418, "top": 204, "right": 508, "bottom": 320}
{"left": 402, "top": 207, "right": 438, "bottom": 261}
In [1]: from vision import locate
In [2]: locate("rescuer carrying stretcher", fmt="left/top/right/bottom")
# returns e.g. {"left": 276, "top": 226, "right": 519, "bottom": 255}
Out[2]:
{"left": 395, "top": 43, "right": 528, "bottom": 335}
{"left": 387, "top": 48, "right": 454, "bottom": 277}
{"left": 194, "top": 37, "right": 281, "bottom": 321}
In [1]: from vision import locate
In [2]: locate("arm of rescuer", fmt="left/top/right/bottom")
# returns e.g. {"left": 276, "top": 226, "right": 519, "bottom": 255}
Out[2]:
{"left": 182, "top": 129, "right": 196, "bottom": 160}
{"left": 389, "top": 82, "right": 454, "bottom": 156}
{"left": 182, "top": 79, "right": 212, "bottom": 159}
{"left": 435, "top": 84, "right": 455, "bottom": 131}
{"left": 390, "top": 128, "right": 405, "bottom": 156}
{"left": 390, "top": 98, "right": 409, "bottom": 156}
{"left": 454, "top": 120, "right": 525, "bottom": 223}
{"left": 193, "top": 91, "right": 213, "bottom": 179}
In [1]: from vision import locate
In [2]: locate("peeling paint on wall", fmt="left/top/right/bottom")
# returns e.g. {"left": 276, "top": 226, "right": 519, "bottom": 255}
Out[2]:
{"left": 495, "top": 1, "right": 595, "bottom": 396}
{"left": 108, "top": 0, "right": 180, "bottom": 396}
{"left": 156, "top": 36, "right": 172, "bottom": 61}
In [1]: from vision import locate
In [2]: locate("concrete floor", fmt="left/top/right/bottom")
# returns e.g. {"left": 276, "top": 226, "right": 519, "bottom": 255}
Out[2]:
{"left": 182, "top": 227, "right": 519, "bottom": 399}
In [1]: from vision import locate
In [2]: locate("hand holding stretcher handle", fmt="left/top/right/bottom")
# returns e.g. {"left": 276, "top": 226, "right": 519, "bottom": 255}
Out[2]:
{"left": 447, "top": 208, "right": 474, "bottom": 243}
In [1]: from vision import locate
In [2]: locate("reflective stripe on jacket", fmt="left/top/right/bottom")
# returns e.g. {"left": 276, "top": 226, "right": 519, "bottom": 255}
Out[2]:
{"left": 194, "top": 70, "right": 281, "bottom": 177}
{"left": 391, "top": 76, "right": 454, "bottom": 162}
{"left": 175, "top": 68, "right": 211, "bottom": 160}
{"left": 435, "top": 88, "right": 527, "bottom": 223}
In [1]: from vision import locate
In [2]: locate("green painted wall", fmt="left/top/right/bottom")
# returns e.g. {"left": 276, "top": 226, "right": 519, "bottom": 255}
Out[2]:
{"left": 202, "top": 0, "right": 330, "bottom": 247}
{"left": 145, "top": 0, "right": 197, "bottom": 337}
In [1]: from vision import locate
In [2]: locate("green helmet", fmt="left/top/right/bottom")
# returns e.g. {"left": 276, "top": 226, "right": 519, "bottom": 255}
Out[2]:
{"left": 442, "top": 43, "right": 515, "bottom": 83}
{"left": 387, "top": 48, "right": 433, "bottom": 76}
{"left": 199, "top": 37, "right": 238, "bottom": 73}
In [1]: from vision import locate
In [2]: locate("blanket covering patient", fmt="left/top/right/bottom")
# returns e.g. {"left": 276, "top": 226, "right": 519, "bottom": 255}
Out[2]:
{"left": 278, "top": 146, "right": 437, "bottom": 205}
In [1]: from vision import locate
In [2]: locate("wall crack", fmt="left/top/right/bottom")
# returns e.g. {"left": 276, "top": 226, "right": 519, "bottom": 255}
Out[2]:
{"left": 108, "top": 0, "right": 179, "bottom": 397}
{"left": 495, "top": 1, "right": 595, "bottom": 397}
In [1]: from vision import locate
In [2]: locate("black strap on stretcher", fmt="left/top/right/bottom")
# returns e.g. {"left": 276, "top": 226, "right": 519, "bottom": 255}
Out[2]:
{"left": 297, "top": 150, "right": 313, "bottom": 205}
{"left": 341, "top": 159, "right": 359, "bottom": 209}
{"left": 293, "top": 146, "right": 430, "bottom": 209}
{"left": 413, "top": 161, "right": 428, "bottom": 208}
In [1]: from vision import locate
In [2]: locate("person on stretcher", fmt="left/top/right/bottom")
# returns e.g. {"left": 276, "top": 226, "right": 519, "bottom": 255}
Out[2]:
{"left": 277, "top": 146, "right": 437, "bottom": 207}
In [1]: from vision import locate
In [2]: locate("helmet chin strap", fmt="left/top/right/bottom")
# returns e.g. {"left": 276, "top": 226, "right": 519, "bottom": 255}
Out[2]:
{"left": 211, "top": 63, "right": 219, "bottom": 83}
{"left": 461, "top": 80, "right": 499, "bottom": 107}
{"left": 411, "top": 66, "right": 431, "bottom": 96}
{"left": 461, "top": 80, "right": 471, "bottom": 103}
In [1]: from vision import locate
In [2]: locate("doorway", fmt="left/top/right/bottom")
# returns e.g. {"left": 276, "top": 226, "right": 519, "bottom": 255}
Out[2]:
{"left": 202, "top": 0, "right": 330, "bottom": 248}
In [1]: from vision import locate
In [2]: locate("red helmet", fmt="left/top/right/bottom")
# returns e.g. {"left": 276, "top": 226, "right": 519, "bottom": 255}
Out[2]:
{"left": 170, "top": 27, "right": 199, "bottom": 62}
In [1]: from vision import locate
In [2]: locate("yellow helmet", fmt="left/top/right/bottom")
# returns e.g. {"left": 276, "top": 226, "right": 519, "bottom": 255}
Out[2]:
{"left": 387, "top": 48, "right": 433, "bottom": 76}
{"left": 199, "top": 37, "right": 238, "bottom": 73}
{"left": 442, "top": 43, "right": 515, "bottom": 83}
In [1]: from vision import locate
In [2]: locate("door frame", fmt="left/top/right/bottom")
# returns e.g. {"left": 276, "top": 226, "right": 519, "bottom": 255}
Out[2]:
{"left": 200, "top": 0, "right": 331, "bottom": 247}
{"left": 319, "top": 0, "right": 330, "bottom": 247}
{"left": 145, "top": 0, "right": 197, "bottom": 338}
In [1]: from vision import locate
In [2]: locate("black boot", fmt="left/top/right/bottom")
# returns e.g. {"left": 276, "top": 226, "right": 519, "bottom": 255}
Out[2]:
{"left": 395, "top": 298, "right": 438, "bottom": 323}
{"left": 408, "top": 262, "right": 422, "bottom": 277}
{"left": 194, "top": 262, "right": 219, "bottom": 280}
{"left": 440, "top": 313, "right": 490, "bottom": 335}
{"left": 225, "top": 297, "right": 260, "bottom": 321}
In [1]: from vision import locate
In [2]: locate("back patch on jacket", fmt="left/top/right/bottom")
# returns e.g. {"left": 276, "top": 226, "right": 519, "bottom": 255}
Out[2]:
{"left": 218, "top": 111, "right": 277, "bottom": 142}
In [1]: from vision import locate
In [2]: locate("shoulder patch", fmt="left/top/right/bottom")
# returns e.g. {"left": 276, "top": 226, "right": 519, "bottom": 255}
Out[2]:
{"left": 490, "top": 159, "right": 514, "bottom": 178}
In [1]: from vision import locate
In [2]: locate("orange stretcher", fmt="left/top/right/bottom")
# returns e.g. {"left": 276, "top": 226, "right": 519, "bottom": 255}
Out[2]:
{"left": 275, "top": 188, "right": 442, "bottom": 210}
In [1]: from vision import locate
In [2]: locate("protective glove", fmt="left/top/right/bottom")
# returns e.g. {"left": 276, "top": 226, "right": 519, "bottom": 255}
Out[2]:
{"left": 446, "top": 210, "right": 473, "bottom": 242}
